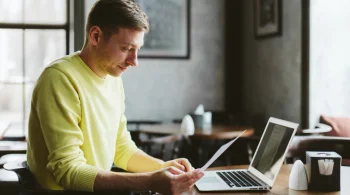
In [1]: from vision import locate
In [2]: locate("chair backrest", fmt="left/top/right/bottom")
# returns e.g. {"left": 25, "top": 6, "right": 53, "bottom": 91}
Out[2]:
{"left": 287, "top": 135, "right": 350, "bottom": 166}
{"left": 137, "top": 133, "right": 185, "bottom": 161}
{"left": 320, "top": 115, "right": 350, "bottom": 137}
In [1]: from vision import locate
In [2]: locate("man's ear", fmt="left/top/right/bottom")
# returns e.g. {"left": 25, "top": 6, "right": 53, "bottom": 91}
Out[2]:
{"left": 89, "top": 26, "right": 102, "bottom": 46}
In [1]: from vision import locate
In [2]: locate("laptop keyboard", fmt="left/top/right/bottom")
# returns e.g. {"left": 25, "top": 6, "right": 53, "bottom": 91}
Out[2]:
{"left": 216, "top": 171, "right": 263, "bottom": 188}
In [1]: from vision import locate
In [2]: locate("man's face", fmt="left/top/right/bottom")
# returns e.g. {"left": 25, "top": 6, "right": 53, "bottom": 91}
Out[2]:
{"left": 95, "top": 28, "right": 144, "bottom": 77}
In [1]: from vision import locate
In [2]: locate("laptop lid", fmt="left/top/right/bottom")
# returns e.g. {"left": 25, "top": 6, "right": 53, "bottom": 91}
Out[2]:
{"left": 247, "top": 117, "right": 298, "bottom": 187}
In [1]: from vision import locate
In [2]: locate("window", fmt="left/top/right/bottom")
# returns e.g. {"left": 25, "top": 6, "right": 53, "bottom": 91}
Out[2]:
{"left": 0, "top": 0, "right": 69, "bottom": 138}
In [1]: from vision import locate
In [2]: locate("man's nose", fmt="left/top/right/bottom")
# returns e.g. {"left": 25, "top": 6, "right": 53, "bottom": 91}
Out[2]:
{"left": 126, "top": 50, "right": 138, "bottom": 67}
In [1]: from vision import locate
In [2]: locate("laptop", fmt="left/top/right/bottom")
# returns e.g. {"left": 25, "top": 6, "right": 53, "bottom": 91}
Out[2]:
{"left": 195, "top": 117, "right": 298, "bottom": 191}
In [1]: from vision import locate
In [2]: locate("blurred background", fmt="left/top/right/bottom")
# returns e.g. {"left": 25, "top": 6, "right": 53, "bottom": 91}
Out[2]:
{"left": 2, "top": 0, "right": 350, "bottom": 194}
{"left": 1, "top": 0, "right": 350, "bottom": 138}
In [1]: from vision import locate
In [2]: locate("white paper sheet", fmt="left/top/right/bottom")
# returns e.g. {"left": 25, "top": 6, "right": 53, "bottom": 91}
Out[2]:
{"left": 200, "top": 130, "right": 246, "bottom": 171}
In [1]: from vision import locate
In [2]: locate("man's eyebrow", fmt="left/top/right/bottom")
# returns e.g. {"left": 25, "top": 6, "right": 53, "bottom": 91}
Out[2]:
{"left": 121, "top": 42, "right": 144, "bottom": 48}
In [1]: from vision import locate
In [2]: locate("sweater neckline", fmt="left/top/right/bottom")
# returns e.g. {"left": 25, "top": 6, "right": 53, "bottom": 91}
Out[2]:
{"left": 73, "top": 51, "right": 107, "bottom": 85}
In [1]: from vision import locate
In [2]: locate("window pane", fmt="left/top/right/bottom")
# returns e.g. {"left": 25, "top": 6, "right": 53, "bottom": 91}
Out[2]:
{"left": 8, "top": 84, "right": 34, "bottom": 138}
{"left": 0, "top": 29, "right": 24, "bottom": 83}
{"left": 0, "top": 0, "right": 66, "bottom": 24}
{"left": 25, "top": 84, "right": 34, "bottom": 127}
{"left": 4, "top": 120, "right": 26, "bottom": 138}
{"left": 0, "top": 84, "right": 24, "bottom": 127}
{"left": 0, "top": 0, "right": 23, "bottom": 23}
{"left": 0, "top": 84, "right": 33, "bottom": 137}
{"left": 25, "top": 30, "right": 66, "bottom": 82}
{"left": 24, "top": 0, "right": 66, "bottom": 24}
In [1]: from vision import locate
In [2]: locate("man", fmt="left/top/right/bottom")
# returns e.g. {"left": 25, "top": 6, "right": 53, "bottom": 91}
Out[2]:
{"left": 27, "top": 0, "right": 204, "bottom": 194}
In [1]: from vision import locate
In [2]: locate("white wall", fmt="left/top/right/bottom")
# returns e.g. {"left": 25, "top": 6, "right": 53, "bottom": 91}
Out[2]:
{"left": 309, "top": 0, "right": 350, "bottom": 127}
{"left": 85, "top": 0, "right": 225, "bottom": 121}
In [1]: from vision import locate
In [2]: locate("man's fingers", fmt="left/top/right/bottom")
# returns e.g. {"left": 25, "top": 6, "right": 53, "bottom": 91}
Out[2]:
{"left": 193, "top": 169, "right": 205, "bottom": 180}
{"left": 171, "top": 161, "right": 186, "bottom": 171}
{"left": 162, "top": 158, "right": 193, "bottom": 172}
{"left": 168, "top": 169, "right": 205, "bottom": 194}
{"left": 177, "top": 158, "right": 192, "bottom": 172}
{"left": 188, "top": 171, "right": 204, "bottom": 185}
{"left": 168, "top": 166, "right": 185, "bottom": 175}
{"left": 174, "top": 169, "right": 204, "bottom": 182}
{"left": 173, "top": 171, "right": 205, "bottom": 194}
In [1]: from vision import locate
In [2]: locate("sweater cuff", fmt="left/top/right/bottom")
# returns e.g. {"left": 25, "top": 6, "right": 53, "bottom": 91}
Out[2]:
{"left": 74, "top": 164, "right": 100, "bottom": 192}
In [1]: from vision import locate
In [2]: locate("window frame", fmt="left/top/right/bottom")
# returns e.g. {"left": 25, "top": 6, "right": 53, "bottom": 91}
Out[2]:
{"left": 0, "top": 0, "right": 70, "bottom": 139}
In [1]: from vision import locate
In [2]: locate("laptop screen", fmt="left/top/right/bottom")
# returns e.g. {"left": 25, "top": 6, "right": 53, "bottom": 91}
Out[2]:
{"left": 251, "top": 122, "right": 294, "bottom": 180}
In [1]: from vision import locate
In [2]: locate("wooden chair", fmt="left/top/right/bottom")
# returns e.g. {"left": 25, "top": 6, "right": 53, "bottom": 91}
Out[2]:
{"left": 287, "top": 135, "right": 350, "bottom": 166}
{"left": 137, "top": 133, "right": 185, "bottom": 162}
{"left": 126, "top": 120, "right": 188, "bottom": 162}
{"left": 0, "top": 152, "right": 27, "bottom": 194}
{"left": 0, "top": 167, "right": 20, "bottom": 195}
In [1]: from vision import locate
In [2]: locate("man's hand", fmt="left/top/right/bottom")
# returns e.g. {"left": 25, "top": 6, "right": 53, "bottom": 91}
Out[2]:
{"left": 150, "top": 166, "right": 204, "bottom": 195}
{"left": 160, "top": 158, "right": 194, "bottom": 173}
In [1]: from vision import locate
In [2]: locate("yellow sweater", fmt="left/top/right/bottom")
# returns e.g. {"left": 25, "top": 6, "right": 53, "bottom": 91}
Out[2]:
{"left": 27, "top": 52, "right": 140, "bottom": 191}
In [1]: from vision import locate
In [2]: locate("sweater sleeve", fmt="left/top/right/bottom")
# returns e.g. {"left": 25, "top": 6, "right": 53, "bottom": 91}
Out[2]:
{"left": 34, "top": 67, "right": 100, "bottom": 191}
{"left": 113, "top": 114, "right": 140, "bottom": 170}
{"left": 113, "top": 79, "right": 140, "bottom": 170}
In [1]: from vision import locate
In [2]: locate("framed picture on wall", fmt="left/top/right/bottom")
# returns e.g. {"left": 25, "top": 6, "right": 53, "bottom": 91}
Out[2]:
{"left": 136, "top": 0, "right": 190, "bottom": 59}
{"left": 254, "top": 0, "right": 282, "bottom": 39}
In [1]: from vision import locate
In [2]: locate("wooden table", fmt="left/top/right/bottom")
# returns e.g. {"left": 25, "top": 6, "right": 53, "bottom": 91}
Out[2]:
{"left": 139, "top": 123, "right": 254, "bottom": 139}
{"left": 139, "top": 124, "right": 254, "bottom": 167}
{"left": 193, "top": 164, "right": 350, "bottom": 195}
{"left": 0, "top": 141, "right": 27, "bottom": 156}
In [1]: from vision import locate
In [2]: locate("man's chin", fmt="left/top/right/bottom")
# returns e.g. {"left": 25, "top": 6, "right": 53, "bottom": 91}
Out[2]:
{"left": 109, "top": 71, "right": 123, "bottom": 77}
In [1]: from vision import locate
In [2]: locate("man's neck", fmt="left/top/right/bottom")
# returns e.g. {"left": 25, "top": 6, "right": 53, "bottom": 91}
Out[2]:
{"left": 79, "top": 47, "right": 107, "bottom": 78}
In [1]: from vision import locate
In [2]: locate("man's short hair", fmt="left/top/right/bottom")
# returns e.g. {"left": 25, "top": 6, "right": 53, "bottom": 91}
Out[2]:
{"left": 86, "top": 0, "right": 149, "bottom": 41}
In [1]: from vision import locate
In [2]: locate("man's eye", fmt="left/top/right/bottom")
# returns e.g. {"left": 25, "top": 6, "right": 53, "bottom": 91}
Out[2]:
{"left": 121, "top": 47, "right": 130, "bottom": 52}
